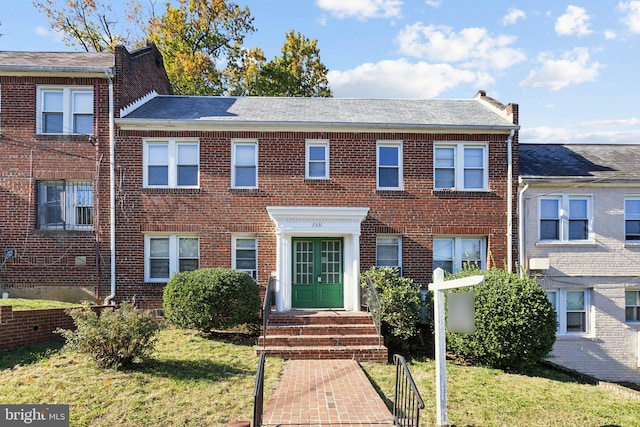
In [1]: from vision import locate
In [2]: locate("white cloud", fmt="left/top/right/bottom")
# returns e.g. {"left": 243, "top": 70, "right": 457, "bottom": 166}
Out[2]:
{"left": 425, "top": 0, "right": 442, "bottom": 7}
{"left": 316, "top": 0, "right": 402, "bottom": 20}
{"left": 580, "top": 117, "right": 640, "bottom": 127}
{"left": 519, "top": 48, "right": 602, "bottom": 91}
{"left": 604, "top": 30, "right": 618, "bottom": 39}
{"left": 619, "top": 1, "right": 640, "bottom": 34}
{"left": 327, "top": 58, "right": 485, "bottom": 98}
{"left": 555, "top": 5, "right": 592, "bottom": 36}
{"left": 35, "top": 25, "right": 64, "bottom": 43}
{"left": 395, "top": 23, "right": 525, "bottom": 70}
{"left": 503, "top": 8, "right": 526, "bottom": 26}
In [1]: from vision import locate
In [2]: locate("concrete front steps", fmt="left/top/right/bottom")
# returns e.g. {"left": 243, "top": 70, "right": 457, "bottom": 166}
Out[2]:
{"left": 257, "top": 309, "right": 388, "bottom": 362}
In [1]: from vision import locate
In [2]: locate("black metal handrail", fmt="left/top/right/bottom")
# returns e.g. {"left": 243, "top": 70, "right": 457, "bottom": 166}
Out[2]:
{"left": 262, "top": 276, "right": 276, "bottom": 345}
{"left": 393, "top": 354, "right": 425, "bottom": 427}
{"left": 253, "top": 352, "right": 267, "bottom": 427}
{"left": 362, "top": 276, "right": 383, "bottom": 347}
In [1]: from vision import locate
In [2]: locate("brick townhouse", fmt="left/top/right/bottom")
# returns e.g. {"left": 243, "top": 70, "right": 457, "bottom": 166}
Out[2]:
{"left": 113, "top": 91, "right": 519, "bottom": 311}
{"left": 0, "top": 44, "right": 172, "bottom": 303}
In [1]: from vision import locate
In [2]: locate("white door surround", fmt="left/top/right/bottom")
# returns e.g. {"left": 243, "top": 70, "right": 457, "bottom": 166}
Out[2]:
{"left": 267, "top": 206, "right": 370, "bottom": 312}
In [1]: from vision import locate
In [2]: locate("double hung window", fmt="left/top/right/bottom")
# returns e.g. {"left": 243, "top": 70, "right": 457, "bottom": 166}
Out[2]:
{"left": 539, "top": 196, "right": 591, "bottom": 241}
{"left": 624, "top": 198, "right": 640, "bottom": 241}
{"left": 376, "top": 236, "right": 402, "bottom": 273}
{"left": 145, "top": 235, "right": 199, "bottom": 282}
{"left": 545, "top": 289, "right": 590, "bottom": 334}
{"left": 306, "top": 140, "right": 329, "bottom": 179}
{"left": 377, "top": 141, "right": 402, "bottom": 190}
{"left": 144, "top": 140, "right": 199, "bottom": 188}
{"left": 37, "top": 181, "right": 93, "bottom": 230}
{"left": 232, "top": 140, "right": 258, "bottom": 188}
{"left": 37, "top": 87, "right": 93, "bottom": 134}
{"left": 434, "top": 143, "right": 488, "bottom": 190}
{"left": 626, "top": 290, "right": 640, "bottom": 322}
{"left": 433, "top": 237, "right": 485, "bottom": 273}
{"left": 232, "top": 236, "right": 258, "bottom": 280}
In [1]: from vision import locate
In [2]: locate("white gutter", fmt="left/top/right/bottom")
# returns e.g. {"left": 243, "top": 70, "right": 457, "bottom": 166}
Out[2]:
{"left": 506, "top": 129, "right": 515, "bottom": 272}
{"left": 103, "top": 71, "right": 116, "bottom": 305}
{"left": 518, "top": 177, "right": 529, "bottom": 278}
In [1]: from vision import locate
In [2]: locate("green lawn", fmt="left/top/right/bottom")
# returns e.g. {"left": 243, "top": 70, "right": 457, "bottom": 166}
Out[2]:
{"left": 2, "top": 329, "right": 639, "bottom": 427}
{"left": 0, "top": 298, "right": 80, "bottom": 310}
{"left": 362, "top": 358, "right": 640, "bottom": 427}
{"left": 0, "top": 328, "right": 283, "bottom": 426}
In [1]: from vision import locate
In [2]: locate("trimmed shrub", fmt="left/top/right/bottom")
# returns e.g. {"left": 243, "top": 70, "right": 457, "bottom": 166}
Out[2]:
{"left": 445, "top": 268, "right": 557, "bottom": 370}
{"left": 163, "top": 268, "right": 261, "bottom": 332}
{"left": 56, "top": 302, "right": 161, "bottom": 369}
{"left": 360, "top": 267, "right": 422, "bottom": 343}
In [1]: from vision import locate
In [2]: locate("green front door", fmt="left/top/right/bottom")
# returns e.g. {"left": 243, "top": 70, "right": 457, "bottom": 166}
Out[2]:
{"left": 292, "top": 237, "right": 343, "bottom": 308}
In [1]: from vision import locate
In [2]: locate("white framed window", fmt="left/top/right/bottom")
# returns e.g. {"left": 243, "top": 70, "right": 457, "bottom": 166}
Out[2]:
{"left": 539, "top": 195, "right": 592, "bottom": 241}
{"left": 232, "top": 139, "right": 258, "bottom": 188}
{"left": 36, "top": 181, "right": 93, "bottom": 230}
{"left": 377, "top": 141, "right": 403, "bottom": 190}
{"left": 36, "top": 86, "right": 93, "bottom": 134}
{"left": 626, "top": 290, "right": 640, "bottom": 322}
{"left": 143, "top": 140, "right": 199, "bottom": 188}
{"left": 306, "top": 140, "right": 329, "bottom": 179}
{"left": 144, "top": 235, "right": 199, "bottom": 282}
{"left": 376, "top": 235, "right": 402, "bottom": 273}
{"left": 434, "top": 143, "right": 488, "bottom": 190}
{"left": 232, "top": 235, "right": 258, "bottom": 280}
{"left": 624, "top": 198, "right": 640, "bottom": 241}
{"left": 545, "top": 289, "right": 591, "bottom": 334}
{"left": 433, "top": 236, "right": 486, "bottom": 273}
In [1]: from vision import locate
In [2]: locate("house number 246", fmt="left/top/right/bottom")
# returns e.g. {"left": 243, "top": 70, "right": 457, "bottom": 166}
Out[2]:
{"left": 312, "top": 222, "right": 323, "bottom": 228}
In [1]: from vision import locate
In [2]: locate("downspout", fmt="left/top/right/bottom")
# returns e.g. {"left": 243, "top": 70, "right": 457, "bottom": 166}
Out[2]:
{"left": 103, "top": 70, "right": 116, "bottom": 305}
{"left": 518, "top": 177, "right": 529, "bottom": 278}
{"left": 506, "top": 129, "right": 515, "bottom": 272}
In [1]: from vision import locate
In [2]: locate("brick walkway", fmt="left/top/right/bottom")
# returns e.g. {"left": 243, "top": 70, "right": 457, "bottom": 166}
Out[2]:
{"left": 262, "top": 359, "right": 395, "bottom": 426}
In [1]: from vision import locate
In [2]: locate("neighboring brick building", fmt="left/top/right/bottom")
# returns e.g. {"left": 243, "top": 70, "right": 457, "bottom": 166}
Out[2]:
{"left": 520, "top": 143, "right": 640, "bottom": 383}
{"left": 114, "top": 92, "right": 520, "bottom": 311}
{"left": 0, "top": 44, "right": 171, "bottom": 303}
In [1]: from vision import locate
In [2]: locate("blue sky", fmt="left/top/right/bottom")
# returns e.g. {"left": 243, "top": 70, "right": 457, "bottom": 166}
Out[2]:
{"left": 1, "top": 1, "right": 639, "bottom": 144}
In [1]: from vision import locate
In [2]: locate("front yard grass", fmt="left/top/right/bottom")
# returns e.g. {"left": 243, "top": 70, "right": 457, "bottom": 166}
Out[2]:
{"left": 0, "top": 298, "right": 80, "bottom": 310}
{"left": 362, "top": 358, "right": 640, "bottom": 427}
{"left": 0, "top": 328, "right": 283, "bottom": 426}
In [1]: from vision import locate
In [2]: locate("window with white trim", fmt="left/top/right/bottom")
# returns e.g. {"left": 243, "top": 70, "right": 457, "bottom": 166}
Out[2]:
{"left": 144, "top": 235, "right": 199, "bottom": 282}
{"left": 434, "top": 143, "right": 488, "bottom": 190}
{"left": 539, "top": 196, "right": 592, "bottom": 241}
{"left": 624, "top": 198, "right": 640, "bottom": 241}
{"left": 232, "top": 140, "right": 258, "bottom": 188}
{"left": 545, "top": 289, "right": 590, "bottom": 334}
{"left": 433, "top": 236, "right": 486, "bottom": 273}
{"left": 37, "top": 86, "right": 93, "bottom": 134}
{"left": 377, "top": 141, "right": 402, "bottom": 190}
{"left": 376, "top": 235, "right": 402, "bottom": 273}
{"left": 626, "top": 290, "right": 640, "bottom": 322}
{"left": 36, "top": 181, "right": 93, "bottom": 230}
{"left": 306, "top": 140, "right": 329, "bottom": 179}
{"left": 143, "top": 140, "right": 199, "bottom": 188}
{"left": 232, "top": 236, "right": 257, "bottom": 280}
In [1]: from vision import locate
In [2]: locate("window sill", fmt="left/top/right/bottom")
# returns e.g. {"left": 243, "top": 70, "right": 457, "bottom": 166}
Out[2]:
{"left": 536, "top": 241, "right": 598, "bottom": 248}
{"left": 229, "top": 188, "right": 263, "bottom": 195}
{"left": 624, "top": 242, "right": 640, "bottom": 249}
{"left": 33, "top": 133, "right": 94, "bottom": 142}
{"left": 144, "top": 281, "right": 169, "bottom": 285}
{"left": 143, "top": 187, "right": 201, "bottom": 194}
{"left": 432, "top": 189, "right": 495, "bottom": 198}
{"left": 34, "top": 228, "right": 94, "bottom": 234}
{"left": 304, "top": 178, "right": 331, "bottom": 183}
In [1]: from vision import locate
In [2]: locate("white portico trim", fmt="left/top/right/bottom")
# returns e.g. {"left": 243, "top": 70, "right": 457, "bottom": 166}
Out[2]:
{"left": 266, "top": 206, "right": 370, "bottom": 312}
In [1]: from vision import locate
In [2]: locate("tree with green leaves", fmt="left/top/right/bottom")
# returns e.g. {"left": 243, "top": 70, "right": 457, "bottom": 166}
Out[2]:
{"left": 228, "top": 30, "right": 332, "bottom": 97}
{"left": 146, "top": 0, "right": 255, "bottom": 95}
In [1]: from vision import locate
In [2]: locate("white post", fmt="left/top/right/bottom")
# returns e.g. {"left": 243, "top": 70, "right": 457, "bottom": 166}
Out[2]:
{"left": 429, "top": 268, "right": 485, "bottom": 427}
{"left": 433, "top": 268, "right": 447, "bottom": 426}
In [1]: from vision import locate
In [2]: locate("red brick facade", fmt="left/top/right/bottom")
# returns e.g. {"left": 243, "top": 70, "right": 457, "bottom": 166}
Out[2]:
{"left": 0, "top": 45, "right": 171, "bottom": 303}
{"left": 114, "top": 128, "right": 519, "bottom": 309}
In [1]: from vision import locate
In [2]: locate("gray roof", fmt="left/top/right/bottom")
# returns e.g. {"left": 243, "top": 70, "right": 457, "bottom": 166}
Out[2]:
{"left": 0, "top": 51, "right": 114, "bottom": 73}
{"left": 122, "top": 96, "right": 516, "bottom": 130}
{"left": 520, "top": 144, "right": 640, "bottom": 181}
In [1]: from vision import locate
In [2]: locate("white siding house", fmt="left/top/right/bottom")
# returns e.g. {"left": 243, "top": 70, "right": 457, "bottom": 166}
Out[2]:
{"left": 519, "top": 144, "right": 640, "bottom": 383}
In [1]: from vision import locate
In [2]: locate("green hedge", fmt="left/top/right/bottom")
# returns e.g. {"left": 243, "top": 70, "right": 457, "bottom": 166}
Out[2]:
{"left": 163, "top": 268, "right": 261, "bottom": 333}
{"left": 446, "top": 268, "right": 557, "bottom": 370}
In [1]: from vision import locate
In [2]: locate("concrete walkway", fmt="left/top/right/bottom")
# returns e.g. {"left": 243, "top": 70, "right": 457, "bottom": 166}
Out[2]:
{"left": 262, "top": 359, "right": 395, "bottom": 426}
